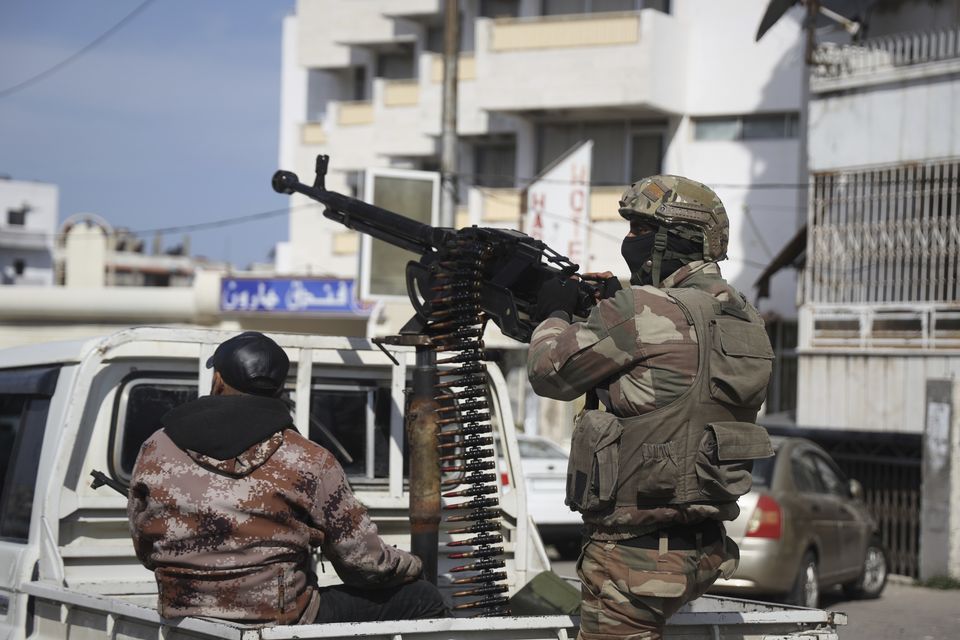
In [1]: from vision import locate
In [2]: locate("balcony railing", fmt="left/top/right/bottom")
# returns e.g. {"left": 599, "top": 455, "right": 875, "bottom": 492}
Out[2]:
{"left": 489, "top": 12, "right": 640, "bottom": 52}
{"left": 337, "top": 101, "right": 375, "bottom": 126}
{"left": 301, "top": 123, "right": 327, "bottom": 145}
{"left": 812, "top": 26, "right": 960, "bottom": 83}
{"left": 383, "top": 80, "right": 420, "bottom": 107}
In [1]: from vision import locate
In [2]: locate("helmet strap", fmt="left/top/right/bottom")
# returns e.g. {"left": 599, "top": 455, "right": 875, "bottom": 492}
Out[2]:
{"left": 651, "top": 226, "right": 669, "bottom": 286}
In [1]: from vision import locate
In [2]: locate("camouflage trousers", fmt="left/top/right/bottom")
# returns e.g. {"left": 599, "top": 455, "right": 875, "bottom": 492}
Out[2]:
{"left": 576, "top": 530, "right": 738, "bottom": 640}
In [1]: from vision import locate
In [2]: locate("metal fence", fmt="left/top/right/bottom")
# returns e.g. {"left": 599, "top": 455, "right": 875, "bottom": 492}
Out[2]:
{"left": 813, "top": 26, "right": 960, "bottom": 79}
{"left": 808, "top": 159, "right": 960, "bottom": 306}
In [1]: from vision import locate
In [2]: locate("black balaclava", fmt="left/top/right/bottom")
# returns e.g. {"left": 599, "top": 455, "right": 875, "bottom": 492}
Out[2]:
{"left": 621, "top": 227, "right": 705, "bottom": 286}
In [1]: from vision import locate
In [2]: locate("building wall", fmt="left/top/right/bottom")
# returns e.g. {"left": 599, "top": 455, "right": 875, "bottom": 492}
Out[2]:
{"left": 0, "top": 178, "right": 57, "bottom": 286}
{"left": 798, "top": 352, "right": 960, "bottom": 434}
{"left": 809, "top": 73, "right": 960, "bottom": 171}
{"left": 279, "top": 1, "right": 807, "bottom": 323}
{"left": 799, "top": 16, "right": 960, "bottom": 433}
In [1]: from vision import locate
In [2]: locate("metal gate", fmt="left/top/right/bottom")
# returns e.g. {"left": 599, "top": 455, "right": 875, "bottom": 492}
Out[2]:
{"left": 765, "top": 426, "right": 922, "bottom": 578}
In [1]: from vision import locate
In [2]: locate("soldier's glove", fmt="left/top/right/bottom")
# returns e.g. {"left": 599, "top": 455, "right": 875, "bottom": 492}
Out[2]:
{"left": 582, "top": 272, "right": 622, "bottom": 301}
{"left": 598, "top": 276, "right": 622, "bottom": 300}
{"left": 531, "top": 277, "right": 579, "bottom": 323}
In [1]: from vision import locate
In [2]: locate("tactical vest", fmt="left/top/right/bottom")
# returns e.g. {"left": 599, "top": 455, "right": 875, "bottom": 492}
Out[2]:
{"left": 565, "top": 286, "right": 775, "bottom": 522}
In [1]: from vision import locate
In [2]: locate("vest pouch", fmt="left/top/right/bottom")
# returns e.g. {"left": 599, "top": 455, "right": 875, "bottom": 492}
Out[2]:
{"left": 696, "top": 422, "right": 774, "bottom": 501}
{"left": 709, "top": 318, "right": 775, "bottom": 409}
{"left": 566, "top": 410, "right": 623, "bottom": 512}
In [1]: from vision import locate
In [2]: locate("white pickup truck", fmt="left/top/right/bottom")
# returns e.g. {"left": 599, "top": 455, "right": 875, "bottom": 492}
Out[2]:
{"left": 0, "top": 327, "right": 846, "bottom": 640}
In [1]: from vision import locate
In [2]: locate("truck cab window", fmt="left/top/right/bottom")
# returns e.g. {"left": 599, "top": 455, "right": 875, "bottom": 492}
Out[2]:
{"left": 310, "top": 385, "right": 400, "bottom": 481}
{"left": 0, "top": 366, "right": 59, "bottom": 542}
{"left": 112, "top": 378, "right": 197, "bottom": 482}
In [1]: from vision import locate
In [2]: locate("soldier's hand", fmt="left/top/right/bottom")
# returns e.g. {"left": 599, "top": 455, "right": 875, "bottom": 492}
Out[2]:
{"left": 531, "top": 277, "right": 579, "bottom": 323}
{"left": 581, "top": 271, "right": 622, "bottom": 300}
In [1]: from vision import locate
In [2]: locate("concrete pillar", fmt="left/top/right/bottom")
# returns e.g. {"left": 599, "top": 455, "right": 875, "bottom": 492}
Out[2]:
{"left": 64, "top": 223, "right": 106, "bottom": 288}
{"left": 920, "top": 379, "right": 960, "bottom": 581}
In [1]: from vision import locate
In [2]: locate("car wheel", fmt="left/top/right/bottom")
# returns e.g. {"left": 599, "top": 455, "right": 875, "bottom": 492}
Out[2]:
{"left": 787, "top": 550, "right": 819, "bottom": 608}
{"left": 843, "top": 537, "right": 888, "bottom": 600}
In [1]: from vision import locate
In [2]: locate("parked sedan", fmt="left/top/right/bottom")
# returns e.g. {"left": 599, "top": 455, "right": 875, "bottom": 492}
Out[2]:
{"left": 498, "top": 434, "right": 583, "bottom": 557}
{"left": 710, "top": 437, "right": 888, "bottom": 607}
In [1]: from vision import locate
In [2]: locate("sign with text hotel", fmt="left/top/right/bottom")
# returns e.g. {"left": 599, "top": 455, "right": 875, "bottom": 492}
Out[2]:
{"left": 523, "top": 140, "right": 593, "bottom": 272}
{"left": 220, "top": 278, "right": 370, "bottom": 315}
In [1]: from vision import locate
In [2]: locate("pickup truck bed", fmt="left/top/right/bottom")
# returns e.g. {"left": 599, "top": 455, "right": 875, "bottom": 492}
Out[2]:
{"left": 24, "top": 581, "right": 846, "bottom": 640}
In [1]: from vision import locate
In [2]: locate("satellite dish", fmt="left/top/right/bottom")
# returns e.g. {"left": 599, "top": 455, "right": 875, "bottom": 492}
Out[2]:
{"left": 756, "top": 0, "right": 799, "bottom": 41}
{"left": 756, "top": 0, "right": 860, "bottom": 42}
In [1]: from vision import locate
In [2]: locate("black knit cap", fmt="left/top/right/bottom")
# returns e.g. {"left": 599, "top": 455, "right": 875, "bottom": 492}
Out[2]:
{"left": 205, "top": 331, "right": 289, "bottom": 397}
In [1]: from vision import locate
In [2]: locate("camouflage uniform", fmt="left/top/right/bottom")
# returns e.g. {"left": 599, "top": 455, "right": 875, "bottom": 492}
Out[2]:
{"left": 128, "top": 427, "right": 421, "bottom": 624}
{"left": 527, "top": 176, "right": 773, "bottom": 639}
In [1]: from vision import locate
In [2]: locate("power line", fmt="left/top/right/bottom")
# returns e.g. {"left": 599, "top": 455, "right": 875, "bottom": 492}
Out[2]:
{"left": 448, "top": 170, "right": 810, "bottom": 190}
{"left": 0, "top": 0, "right": 156, "bottom": 99}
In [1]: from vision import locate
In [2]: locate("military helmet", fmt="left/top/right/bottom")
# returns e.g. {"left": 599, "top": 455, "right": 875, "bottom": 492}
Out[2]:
{"left": 618, "top": 175, "right": 729, "bottom": 261}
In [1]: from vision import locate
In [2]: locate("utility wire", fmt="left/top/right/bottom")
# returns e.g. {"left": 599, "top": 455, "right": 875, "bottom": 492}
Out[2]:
{"left": 0, "top": 0, "right": 156, "bottom": 99}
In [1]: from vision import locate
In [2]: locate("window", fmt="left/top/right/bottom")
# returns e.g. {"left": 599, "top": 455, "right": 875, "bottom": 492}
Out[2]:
{"left": 791, "top": 451, "right": 825, "bottom": 493}
{"left": 473, "top": 139, "right": 516, "bottom": 188}
{"left": 112, "top": 377, "right": 197, "bottom": 482}
{"left": 376, "top": 49, "right": 415, "bottom": 80}
{"left": 516, "top": 438, "right": 568, "bottom": 460}
{"left": 6, "top": 206, "right": 27, "bottom": 227}
{"left": 536, "top": 121, "right": 664, "bottom": 185}
{"left": 0, "top": 366, "right": 59, "bottom": 542}
{"left": 479, "top": 0, "right": 520, "bottom": 18}
{"left": 542, "top": 0, "right": 666, "bottom": 14}
{"left": 310, "top": 385, "right": 397, "bottom": 479}
{"left": 352, "top": 66, "right": 368, "bottom": 101}
{"left": 693, "top": 113, "right": 800, "bottom": 141}
{"left": 751, "top": 455, "right": 776, "bottom": 487}
{"left": 811, "top": 454, "right": 848, "bottom": 498}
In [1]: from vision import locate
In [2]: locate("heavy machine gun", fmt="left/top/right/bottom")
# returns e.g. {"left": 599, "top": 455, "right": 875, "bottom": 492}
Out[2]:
{"left": 272, "top": 155, "right": 600, "bottom": 343}
{"left": 272, "top": 155, "right": 602, "bottom": 617}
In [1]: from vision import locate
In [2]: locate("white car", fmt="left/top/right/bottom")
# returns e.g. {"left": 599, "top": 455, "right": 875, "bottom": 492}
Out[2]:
{"left": 499, "top": 434, "right": 583, "bottom": 558}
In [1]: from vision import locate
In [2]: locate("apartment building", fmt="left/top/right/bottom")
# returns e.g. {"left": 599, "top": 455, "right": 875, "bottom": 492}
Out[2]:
{"left": 276, "top": 0, "right": 807, "bottom": 438}
{"left": 0, "top": 177, "right": 57, "bottom": 286}
{"left": 765, "top": 0, "right": 960, "bottom": 580}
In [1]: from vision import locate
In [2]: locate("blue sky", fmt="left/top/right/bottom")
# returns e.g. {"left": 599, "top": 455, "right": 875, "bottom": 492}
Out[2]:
{"left": 0, "top": 0, "right": 294, "bottom": 267}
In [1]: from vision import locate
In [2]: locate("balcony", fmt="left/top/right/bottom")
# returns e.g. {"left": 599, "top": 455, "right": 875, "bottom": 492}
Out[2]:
{"left": 474, "top": 10, "right": 686, "bottom": 115}
{"left": 0, "top": 228, "right": 51, "bottom": 251}
{"left": 467, "top": 186, "right": 626, "bottom": 226}
{"left": 812, "top": 26, "right": 960, "bottom": 93}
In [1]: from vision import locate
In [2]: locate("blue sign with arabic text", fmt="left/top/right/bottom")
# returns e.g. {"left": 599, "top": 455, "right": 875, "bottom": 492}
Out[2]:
{"left": 220, "top": 278, "right": 369, "bottom": 314}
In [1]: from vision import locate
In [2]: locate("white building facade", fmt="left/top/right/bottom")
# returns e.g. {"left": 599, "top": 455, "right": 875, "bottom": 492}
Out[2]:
{"left": 0, "top": 177, "right": 57, "bottom": 286}
{"left": 278, "top": 0, "right": 807, "bottom": 311}
{"left": 277, "top": 0, "right": 808, "bottom": 439}
{"left": 793, "top": 0, "right": 960, "bottom": 580}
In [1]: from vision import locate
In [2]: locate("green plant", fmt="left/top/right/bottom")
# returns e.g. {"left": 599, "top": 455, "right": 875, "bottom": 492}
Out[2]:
{"left": 921, "top": 575, "right": 960, "bottom": 590}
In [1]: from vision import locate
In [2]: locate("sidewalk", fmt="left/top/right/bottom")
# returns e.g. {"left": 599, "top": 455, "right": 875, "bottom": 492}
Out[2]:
{"left": 821, "top": 581, "right": 960, "bottom": 640}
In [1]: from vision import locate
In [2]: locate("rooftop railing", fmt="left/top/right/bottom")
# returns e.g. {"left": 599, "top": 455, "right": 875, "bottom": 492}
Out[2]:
{"left": 813, "top": 26, "right": 960, "bottom": 81}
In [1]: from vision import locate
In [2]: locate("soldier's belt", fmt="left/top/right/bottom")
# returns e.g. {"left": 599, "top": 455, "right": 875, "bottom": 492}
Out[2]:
{"left": 616, "top": 520, "right": 722, "bottom": 552}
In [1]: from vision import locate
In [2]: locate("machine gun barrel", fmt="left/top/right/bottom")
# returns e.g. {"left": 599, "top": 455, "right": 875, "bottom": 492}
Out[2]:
{"left": 273, "top": 155, "right": 602, "bottom": 343}
{"left": 272, "top": 169, "right": 452, "bottom": 255}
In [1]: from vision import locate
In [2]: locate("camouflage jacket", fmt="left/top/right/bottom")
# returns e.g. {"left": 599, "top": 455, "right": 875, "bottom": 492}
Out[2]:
{"left": 128, "top": 426, "right": 421, "bottom": 624}
{"left": 527, "top": 261, "right": 742, "bottom": 537}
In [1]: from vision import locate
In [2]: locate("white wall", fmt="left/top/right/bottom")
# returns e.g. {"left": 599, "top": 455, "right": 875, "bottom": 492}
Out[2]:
{"left": 680, "top": 1, "right": 805, "bottom": 115}
{"left": 0, "top": 178, "right": 58, "bottom": 285}
{"left": 810, "top": 75, "right": 960, "bottom": 172}
{"left": 798, "top": 353, "right": 960, "bottom": 434}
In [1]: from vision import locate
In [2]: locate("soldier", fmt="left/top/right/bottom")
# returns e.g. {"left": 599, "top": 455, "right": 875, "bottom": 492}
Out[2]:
{"left": 128, "top": 331, "right": 448, "bottom": 625}
{"left": 527, "top": 176, "right": 774, "bottom": 639}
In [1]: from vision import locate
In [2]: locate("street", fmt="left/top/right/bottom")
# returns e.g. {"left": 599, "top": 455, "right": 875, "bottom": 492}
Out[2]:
{"left": 550, "top": 555, "right": 960, "bottom": 640}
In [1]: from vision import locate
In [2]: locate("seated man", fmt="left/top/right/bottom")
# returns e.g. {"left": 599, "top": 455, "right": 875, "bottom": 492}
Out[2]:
{"left": 128, "top": 331, "right": 448, "bottom": 625}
